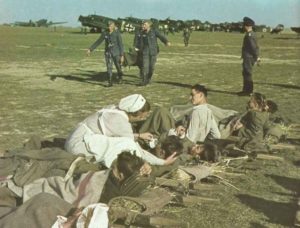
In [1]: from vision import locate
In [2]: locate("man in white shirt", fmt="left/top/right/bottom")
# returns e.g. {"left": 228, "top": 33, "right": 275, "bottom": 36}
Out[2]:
{"left": 186, "top": 84, "right": 221, "bottom": 143}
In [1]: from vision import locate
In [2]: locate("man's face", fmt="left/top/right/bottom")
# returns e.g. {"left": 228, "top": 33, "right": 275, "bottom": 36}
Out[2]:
{"left": 108, "top": 23, "right": 115, "bottom": 32}
{"left": 247, "top": 96, "right": 258, "bottom": 110}
{"left": 129, "top": 111, "right": 150, "bottom": 123}
{"left": 138, "top": 111, "right": 150, "bottom": 121}
{"left": 190, "top": 144, "right": 204, "bottom": 158}
{"left": 142, "top": 22, "right": 150, "bottom": 31}
{"left": 190, "top": 89, "right": 203, "bottom": 105}
{"left": 154, "top": 144, "right": 165, "bottom": 159}
{"left": 244, "top": 25, "right": 252, "bottom": 32}
{"left": 112, "top": 166, "right": 124, "bottom": 182}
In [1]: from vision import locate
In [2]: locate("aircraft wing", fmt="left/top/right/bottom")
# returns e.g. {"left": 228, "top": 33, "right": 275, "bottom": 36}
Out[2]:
{"left": 47, "top": 22, "right": 67, "bottom": 26}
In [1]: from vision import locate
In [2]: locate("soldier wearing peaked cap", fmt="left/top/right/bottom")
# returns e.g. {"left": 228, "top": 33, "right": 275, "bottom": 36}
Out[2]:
{"left": 87, "top": 21, "right": 124, "bottom": 87}
{"left": 238, "top": 17, "right": 260, "bottom": 96}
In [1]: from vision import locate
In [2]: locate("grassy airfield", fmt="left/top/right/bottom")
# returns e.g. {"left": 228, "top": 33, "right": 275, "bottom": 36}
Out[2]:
{"left": 0, "top": 25, "right": 299, "bottom": 227}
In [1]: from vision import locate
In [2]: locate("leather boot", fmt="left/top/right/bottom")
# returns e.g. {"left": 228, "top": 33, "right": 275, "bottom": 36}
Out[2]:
{"left": 108, "top": 76, "right": 113, "bottom": 87}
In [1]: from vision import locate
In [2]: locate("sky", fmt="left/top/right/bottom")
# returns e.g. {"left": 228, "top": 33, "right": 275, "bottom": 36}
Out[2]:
{"left": 0, "top": 0, "right": 299, "bottom": 27}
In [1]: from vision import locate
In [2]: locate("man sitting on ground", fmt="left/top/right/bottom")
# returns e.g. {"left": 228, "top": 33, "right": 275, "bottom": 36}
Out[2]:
{"left": 185, "top": 84, "right": 221, "bottom": 143}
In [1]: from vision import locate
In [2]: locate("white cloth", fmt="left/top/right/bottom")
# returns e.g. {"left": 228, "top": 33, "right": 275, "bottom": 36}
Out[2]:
{"left": 207, "top": 104, "right": 238, "bottom": 123}
{"left": 96, "top": 108, "right": 133, "bottom": 138}
{"left": 52, "top": 203, "right": 109, "bottom": 228}
{"left": 168, "top": 128, "right": 185, "bottom": 139}
{"left": 77, "top": 203, "right": 109, "bottom": 228}
{"left": 118, "top": 94, "right": 146, "bottom": 113}
{"left": 65, "top": 105, "right": 134, "bottom": 155}
{"left": 186, "top": 104, "right": 221, "bottom": 143}
{"left": 170, "top": 103, "right": 237, "bottom": 124}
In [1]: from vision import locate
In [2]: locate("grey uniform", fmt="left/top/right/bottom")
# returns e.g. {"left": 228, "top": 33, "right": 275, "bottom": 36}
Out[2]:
{"left": 138, "top": 28, "right": 169, "bottom": 85}
{"left": 89, "top": 29, "right": 124, "bottom": 84}
{"left": 241, "top": 31, "right": 259, "bottom": 93}
{"left": 183, "top": 29, "right": 190, "bottom": 47}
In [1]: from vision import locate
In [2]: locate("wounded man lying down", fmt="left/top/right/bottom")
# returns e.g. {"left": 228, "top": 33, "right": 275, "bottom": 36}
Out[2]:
{"left": 0, "top": 152, "right": 152, "bottom": 228}
{"left": 72, "top": 131, "right": 178, "bottom": 168}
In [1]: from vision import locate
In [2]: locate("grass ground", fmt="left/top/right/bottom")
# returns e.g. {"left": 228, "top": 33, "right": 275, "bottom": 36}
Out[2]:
{"left": 0, "top": 25, "right": 299, "bottom": 227}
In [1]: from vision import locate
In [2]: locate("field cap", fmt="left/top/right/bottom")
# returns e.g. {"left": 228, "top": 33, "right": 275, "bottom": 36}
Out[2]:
{"left": 119, "top": 94, "right": 146, "bottom": 113}
{"left": 243, "top": 17, "right": 255, "bottom": 26}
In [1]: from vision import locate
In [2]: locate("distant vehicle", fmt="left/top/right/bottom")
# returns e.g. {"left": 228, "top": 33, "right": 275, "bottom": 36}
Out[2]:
{"left": 255, "top": 25, "right": 271, "bottom": 33}
{"left": 159, "top": 17, "right": 185, "bottom": 33}
{"left": 78, "top": 14, "right": 184, "bottom": 34}
{"left": 78, "top": 14, "right": 142, "bottom": 33}
{"left": 77, "top": 14, "right": 275, "bottom": 35}
{"left": 291, "top": 27, "right": 300, "bottom": 34}
{"left": 13, "top": 19, "right": 66, "bottom": 27}
{"left": 195, "top": 21, "right": 211, "bottom": 32}
{"left": 182, "top": 20, "right": 199, "bottom": 31}
{"left": 120, "top": 16, "right": 144, "bottom": 32}
{"left": 270, "top": 24, "right": 284, "bottom": 34}
{"left": 227, "top": 22, "right": 243, "bottom": 33}
{"left": 78, "top": 15, "right": 112, "bottom": 32}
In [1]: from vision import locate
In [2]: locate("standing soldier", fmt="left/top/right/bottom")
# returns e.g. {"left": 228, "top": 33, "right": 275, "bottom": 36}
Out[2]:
{"left": 183, "top": 27, "right": 190, "bottom": 47}
{"left": 136, "top": 20, "right": 171, "bottom": 86}
{"left": 133, "top": 23, "right": 143, "bottom": 79}
{"left": 238, "top": 17, "right": 260, "bottom": 96}
{"left": 87, "top": 21, "right": 124, "bottom": 87}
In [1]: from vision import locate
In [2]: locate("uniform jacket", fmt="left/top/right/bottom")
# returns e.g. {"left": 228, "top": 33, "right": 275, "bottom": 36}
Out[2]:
{"left": 242, "top": 31, "right": 259, "bottom": 60}
{"left": 89, "top": 29, "right": 124, "bottom": 57}
{"left": 133, "top": 29, "right": 142, "bottom": 50}
{"left": 183, "top": 29, "right": 190, "bottom": 38}
{"left": 137, "top": 28, "right": 169, "bottom": 56}
{"left": 238, "top": 110, "right": 269, "bottom": 141}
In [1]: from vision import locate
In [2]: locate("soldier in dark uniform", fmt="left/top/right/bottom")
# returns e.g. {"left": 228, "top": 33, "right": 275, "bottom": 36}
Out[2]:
{"left": 238, "top": 17, "right": 260, "bottom": 96}
{"left": 133, "top": 23, "right": 144, "bottom": 79}
{"left": 87, "top": 21, "right": 124, "bottom": 87}
{"left": 136, "top": 20, "right": 171, "bottom": 86}
{"left": 183, "top": 28, "right": 190, "bottom": 47}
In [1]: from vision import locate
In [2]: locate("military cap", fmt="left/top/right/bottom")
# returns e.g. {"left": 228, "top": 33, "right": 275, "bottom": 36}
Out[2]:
{"left": 243, "top": 17, "right": 255, "bottom": 26}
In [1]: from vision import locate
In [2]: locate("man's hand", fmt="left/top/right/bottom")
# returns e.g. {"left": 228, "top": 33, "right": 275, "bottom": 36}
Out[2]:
{"left": 61, "top": 208, "right": 83, "bottom": 228}
{"left": 140, "top": 162, "right": 152, "bottom": 176}
{"left": 256, "top": 57, "right": 261, "bottom": 66}
{"left": 86, "top": 49, "right": 91, "bottom": 56}
{"left": 120, "top": 55, "right": 124, "bottom": 64}
{"left": 166, "top": 42, "right": 171, "bottom": 47}
{"left": 164, "top": 152, "right": 177, "bottom": 165}
{"left": 139, "top": 132, "right": 154, "bottom": 141}
{"left": 231, "top": 119, "right": 243, "bottom": 132}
